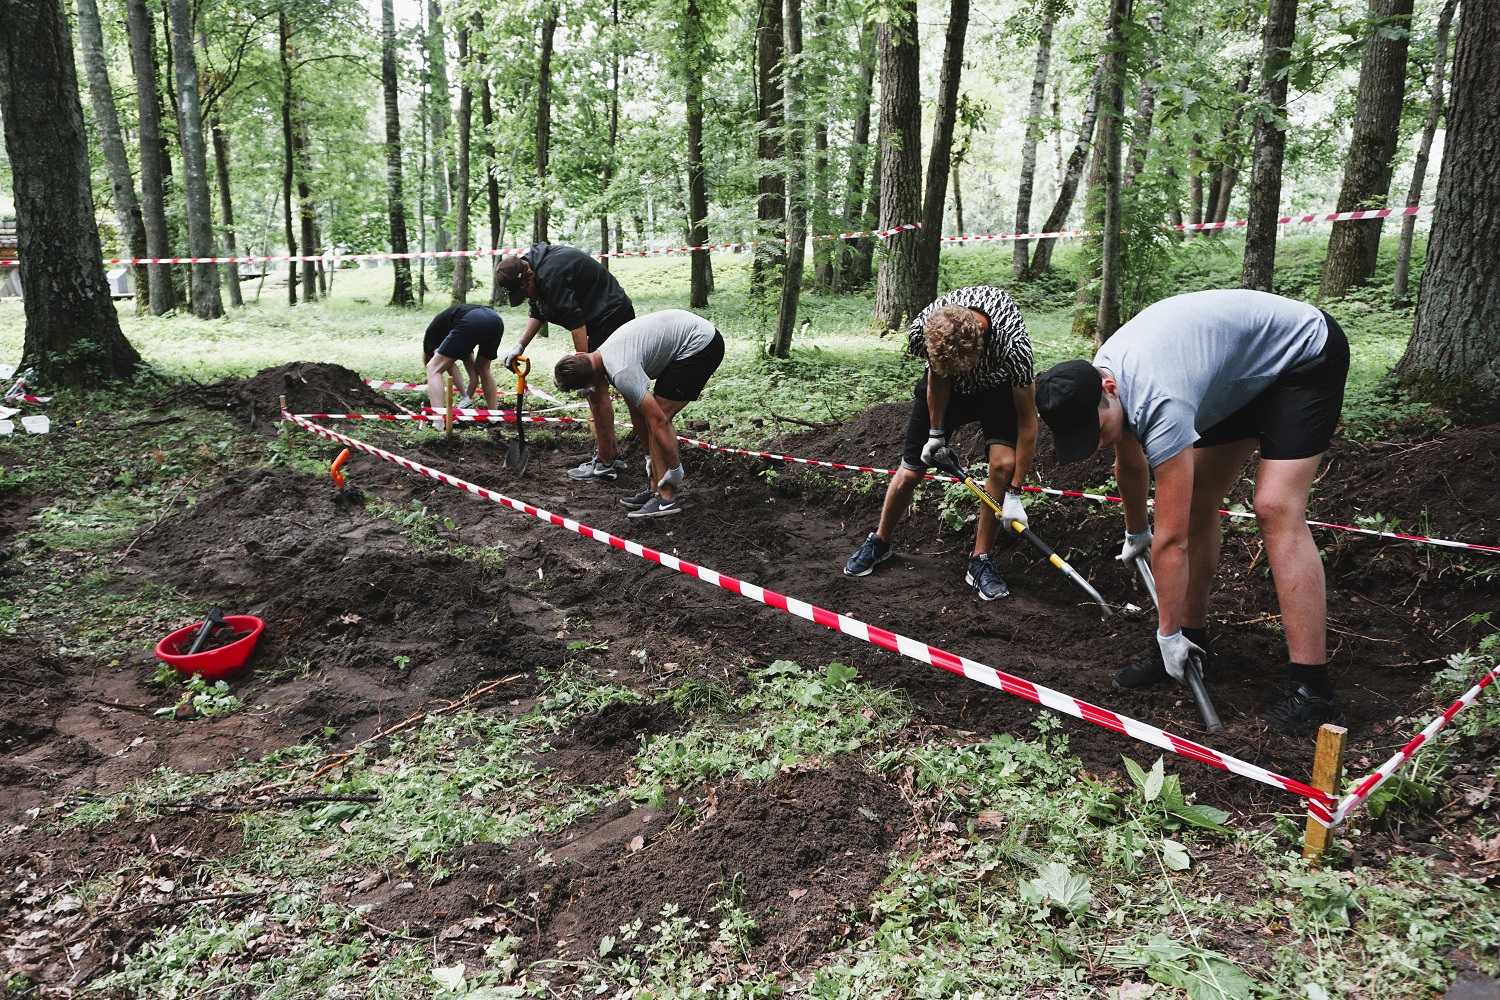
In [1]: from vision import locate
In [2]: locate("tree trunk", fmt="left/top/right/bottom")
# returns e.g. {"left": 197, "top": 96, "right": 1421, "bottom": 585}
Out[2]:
{"left": 771, "top": 0, "right": 805, "bottom": 357}
{"left": 1029, "top": 47, "right": 1108, "bottom": 275}
{"left": 1396, "top": 0, "right": 1500, "bottom": 398}
{"left": 1, "top": 0, "right": 141, "bottom": 385}
{"left": 1096, "top": 0, "right": 1131, "bottom": 342}
{"left": 1393, "top": 0, "right": 1456, "bottom": 300}
{"left": 296, "top": 125, "right": 317, "bottom": 303}
{"left": 428, "top": 0, "right": 452, "bottom": 263}
{"left": 165, "top": 0, "right": 223, "bottom": 319}
{"left": 1072, "top": 144, "right": 1104, "bottom": 341}
{"left": 1242, "top": 0, "right": 1297, "bottom": 291}
{"left": 1188, "top": 137, "right": 1204, "bottom": 227}
{"left": 914, "top": 0, "right": 969, "bottom": 305}
{"left": 598, "top": 0, "right": 620, "bottom": 273}
{"left": 836, "top": 23, "right": 876, "bottom": 291}
{"left": 382, "top": 0, "right": 414, "bottom": 306}
{"left": 1123, "top": 4, "right": 1161, "bottom": 189}
{"left": 534, "top": 4, "right": 557, "bottom": 243}
{"left": 872, "top": 0, "right": 921, "bottom": 331}
{"left": 686, "top": 0, "right": 712, "bottom": 307}
{"left": 951, "top": 158, "right": 964, "bottom": 237}
{"left": 207, "top": 117, "right": 242, "bottom": 308}
{"left": 279, "top": 11, "right": 298, "bottom": 305}
{"left": 1013, "top": 14, "right": 1053, "bottom": 282}
{"left": 1321, "top": 0, "right": 1414, "bottom": 298}
{"left": 753, "top": 0, "right": 785, "bottom": 287}
{"left": 124, "top": 0, "right": 174, "bottom": 314}
{"left": 77, "top": 0, "right": 150, "bottom": 315}
{"left": 452, "top": 21, "right": 471, "bottom": 303}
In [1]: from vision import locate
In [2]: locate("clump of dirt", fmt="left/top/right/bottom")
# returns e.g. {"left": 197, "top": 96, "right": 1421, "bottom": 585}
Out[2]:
{"left": 543, "top": 701, "right": 684, "bottom": 784}
{"left": 199, "top": 362, "right": 401, "bottom": 427}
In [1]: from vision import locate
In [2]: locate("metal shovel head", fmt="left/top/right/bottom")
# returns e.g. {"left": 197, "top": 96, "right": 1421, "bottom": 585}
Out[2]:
{"left": 504, "top": 436, "right": 530, "bottom": 474}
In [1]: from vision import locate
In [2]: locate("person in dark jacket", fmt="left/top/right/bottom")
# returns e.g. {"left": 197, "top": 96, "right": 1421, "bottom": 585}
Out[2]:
{"left": 494, "top": 244, "right": 636, "bottom": 481}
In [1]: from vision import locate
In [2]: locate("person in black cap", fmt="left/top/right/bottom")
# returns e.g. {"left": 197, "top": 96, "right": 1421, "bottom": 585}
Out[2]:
{"left": 493, "top": 245, "right": 635, "bottom": 481}
{"left": 1035, "top": 289, "right": 1349, "bottom": 734}
{"left": 423, "top": 303, "right": 503, "bottom": 410}
{"left": 842, "top": 286, "right": 1037, "bottom": 601}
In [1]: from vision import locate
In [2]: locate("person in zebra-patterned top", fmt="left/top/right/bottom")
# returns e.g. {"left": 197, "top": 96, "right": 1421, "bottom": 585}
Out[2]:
{"left": 843, "top": 285, "right": 1038, "bottom": 601}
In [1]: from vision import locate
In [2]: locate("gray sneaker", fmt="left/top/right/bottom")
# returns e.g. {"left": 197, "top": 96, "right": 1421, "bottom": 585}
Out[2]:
{"left": 965, "top": 553, "right": 1009, "bottom": 601}
{"left": 567, "top": 454, "right": 626, "bottom": 481}
{"left": 619, "top": 487, "right": 656, "bottom": 510}
{"left": 628, "top": 494, "right": 681, "bottom": 518}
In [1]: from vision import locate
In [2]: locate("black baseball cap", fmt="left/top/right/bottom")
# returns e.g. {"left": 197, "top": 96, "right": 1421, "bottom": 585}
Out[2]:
{"left": 493, "top": 256, "right": 530, "bottom": 307}
{"left": 1036, "top": 359, "right": 1104, "bottom": 464}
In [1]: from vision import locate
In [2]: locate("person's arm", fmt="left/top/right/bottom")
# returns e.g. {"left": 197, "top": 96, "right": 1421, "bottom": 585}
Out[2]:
{"left": 570, "top": 324, "right": 590, "bottom": 354}
{"left": 636, "top": 392, "right": 682, "bottom": 471}
{"left": 1009, "top": 383, "right": 1038, "bottom": 488}
{"left": 517, "top": 316, "right": 545, "bottom": 349}
{"left": 925, "top": 373, "right": 953, "bottom": 432}
{"left": 1146, "top": 448, "right": 1193, "bottom": 637}
{"left": 1115, "top": 430, "right": 1151, "bottom": 534}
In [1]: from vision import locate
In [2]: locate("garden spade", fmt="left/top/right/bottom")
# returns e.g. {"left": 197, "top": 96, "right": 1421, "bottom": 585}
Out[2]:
{"left": 504, "top": 355, "right": 531, "bottom": 474}
{"left": 933, "top": 454, "right": 1113, "bottom": 620}
{"left": 187, "top": 606, "right": 230, "bottom": 656}
{"left": 1131, "top": 557, "right": 1223, "bottom": 733}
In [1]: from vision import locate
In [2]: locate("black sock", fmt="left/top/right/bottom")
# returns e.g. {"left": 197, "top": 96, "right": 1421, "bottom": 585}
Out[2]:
{"left": 1288, "top": 662, "right": 1334, "bottom": 700}
{"left": 1182, "top": 626, "right": 1209, "bottom": 651}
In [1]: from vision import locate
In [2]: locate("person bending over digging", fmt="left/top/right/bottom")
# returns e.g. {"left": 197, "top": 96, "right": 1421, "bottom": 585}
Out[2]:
{"left": 1034, "top": 289, "right": 1350, "bottom": 735}
{"left": 424, "top": 303, "right": 503, "bottom": 411}
{"left": 553, "top": 309, "right": 724, "bottom": 519}
{"left": 843, "top": 286, "right": 1038, "bottom": 600}
{"left": 494, "top": 243, "right": 636, "bottom": 481}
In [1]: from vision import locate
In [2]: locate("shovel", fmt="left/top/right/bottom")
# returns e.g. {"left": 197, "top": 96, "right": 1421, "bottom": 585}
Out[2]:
{"left": 1132, "top": 556, "right": 1223, "bottom": 733}
{"left": 504, "top": 355, "right": 531, "bottom": 474}
{"left": 935, "top": 454, "right": 1113, "bottom": 621}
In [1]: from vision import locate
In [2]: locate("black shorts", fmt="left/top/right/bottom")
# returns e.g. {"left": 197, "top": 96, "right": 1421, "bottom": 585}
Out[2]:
{"left": 586, "top": 305, "right": 637, "bottom": 351}
{"left": 434, "top": 307, "right": 504, "bottom": 361}
{"left": 1196, "top": 311, "right": 1349, "bottom": 459}
{"left": 653, "top": 332, "right": 725, "bottom": 403}
{"left": 900, "top": 374, "right": 1021, "bottom": 470}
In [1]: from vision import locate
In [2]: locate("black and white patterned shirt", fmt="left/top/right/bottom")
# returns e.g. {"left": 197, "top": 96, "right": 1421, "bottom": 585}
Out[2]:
{"left": 906, "top": 285, "right": 1033, "bottom": 394}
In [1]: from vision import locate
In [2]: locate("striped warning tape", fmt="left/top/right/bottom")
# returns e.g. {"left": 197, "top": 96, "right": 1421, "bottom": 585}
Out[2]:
{"left": 363, "top": 378, "right": 569, "bottom": 406}
{"left": 281, "top": 409, "right": 1334, "bottom": 807}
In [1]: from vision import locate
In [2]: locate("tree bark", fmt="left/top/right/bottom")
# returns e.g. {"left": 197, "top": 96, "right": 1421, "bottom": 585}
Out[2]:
{"left": 124, "top": 0, "right": 174, "bottom": 314}
{"left": 598, "top": 0, "right": 619, "bottom": 272}
{"left": 1188, "top": 136, "right": 1204, "bottom": 227}
{"left": 534, "top": 4, "right": 557, "bottom": 243}
{"left": 1396, "top": 0, "right": 1500, "bottom": 398}
{"left": 296, "top": 125, "right": 316, "bottom": 303}
{"left": 1321, "top": 0, "right": 1414, "bottom": 298}
{"left": 1393, "top": 0, "right": 1456, "bottom": 300}
{"left": 1, "top": 0, "right": 141, "bottom": 385}
{"left": 1096, "top": 0, "right": 1131, "bottom": 342}
{"left": 383, "top": 0, "right": 414, "bottom": 306}
{"left": 771, "top": 0, "right": 805, "bottom": 358}
{"left": 753, "top": 0, "right": 785, "bottom": 287}
{"left": 914, "top": 0, "right": 970, "bottom": 305}
{"left": 452, "top": 21, "right": 472, "bottom": 303}
{"left": 836, "top": 23, "right": 876, "bottom": 291}
{"left": 1029, "top": 47, "right": 1108, "bottom": 275}
{"left": 686, "top": 0, "right": 712, "bottom": 307}
{"left": 429, "top": 0, "right": 452, "bottom": 261}
{"left": 1242, "top": 0, "right": 1298, "bottom": 291}
{"left": 206, "top": 105, "right": 242, "bottom": 308}
{"left": 77, "top": 0, "right": 150, "bottom": 314}
{"left": 165, "top": 0, "right": 223, "bottom": 318}
{"left": 873, "top": 0, "right": 921, "bottom": 331}
{"left": 1123, "top": 4, "right": 1162, "bottom": 189}
{"left": 279, "top": 10, "right": 298, "bottom": 305}
{"left": 1013, "top": 13, "right": 1054, "bottom": 282}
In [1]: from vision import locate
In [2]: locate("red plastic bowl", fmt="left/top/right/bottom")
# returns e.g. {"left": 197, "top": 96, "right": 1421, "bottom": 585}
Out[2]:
{"left": 155, "top": 615, "right": 265, "bottom": 681}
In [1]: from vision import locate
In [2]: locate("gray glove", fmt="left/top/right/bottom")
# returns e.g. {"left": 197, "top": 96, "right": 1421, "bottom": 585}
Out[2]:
{"left": 920, "top": 430, "right": 953, "bottom": 469}
{"left": 657, "top": 464, "right": 684, "bottom": 489}
{"left": 501, "top": 343, "right": 524, "bottom": 372}
{"left": 1118, "top": 527, "right": 1152, "bottom": 565}
{"left": 1001, "top": 490, "right": 1027, "bottom": 528}
{"left": 575, "top": 385, "right": 596, "bottom": 399}
{"left": 1157, "top": 630, "right": 1206, "bottom": 684}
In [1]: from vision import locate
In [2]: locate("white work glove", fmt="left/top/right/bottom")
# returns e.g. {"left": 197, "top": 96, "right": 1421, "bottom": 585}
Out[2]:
{"left": 502, "top": 343, "right": 524, "bottom": 371}
{"left": 576, "top": 385, "right": 596, "bottom": 399}
{"left": 1001, "top": 490, "right": 1028, "bottom": 528}
{"left": 1157, "top": 630, "right": 1206, "bottom": 684}
{"left": 920, "top": 430, "right": 954, "bottom": 470}
{"left": 657, "top": 464, "right": 684, "bottom": 489}
{"left": 1118, "top": 527, "right": 1152, "bottom": 565}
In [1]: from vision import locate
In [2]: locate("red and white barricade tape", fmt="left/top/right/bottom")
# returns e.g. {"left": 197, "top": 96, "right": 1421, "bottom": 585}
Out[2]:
{"left": 1307, "top": 660, "right": 1500, "bottom": 828}
{"left": 4, "top": 395, "right": 50, "bottom": 404}
{"left": 282, "top": 409, "right": 1334, "bottom": 807}
{"left": 364, "top": 377, "right": 569, "bottom": 407}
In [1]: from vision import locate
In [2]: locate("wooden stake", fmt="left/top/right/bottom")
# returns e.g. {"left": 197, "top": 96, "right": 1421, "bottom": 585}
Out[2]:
{"left": 278, "top": 394, "right": 287, "bottom": 444}
{"left": 1303, "top": 723, "right": 1348, "bottom": 865}
{"left": 444, "top": 373, "right": 454, "bottom": 440}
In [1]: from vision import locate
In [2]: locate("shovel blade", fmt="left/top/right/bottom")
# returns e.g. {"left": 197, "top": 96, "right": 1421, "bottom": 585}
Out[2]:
{"left": 504, "top": 439, "right": 530, "bottom": 474}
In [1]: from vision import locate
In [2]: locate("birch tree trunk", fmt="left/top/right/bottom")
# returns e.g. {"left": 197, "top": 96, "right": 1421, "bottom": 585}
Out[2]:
{"left": 1393, "top": 0, "right": 1456, "bottom": 300}
{"left": 1242, "top": 0, "right": 1298, "bottom": 291}
{"left": 915, "top": 0, "right": 970, "bottom": 305}
{"left": 125, "top": 0, "right": 175, "bottom": 314}
{"left": 1013, "top": 13, "right": 1053, "bottom": 282}
{"left": 166, "top": 0, "right": 223, "bottom": 318}
{"left": 872, "top": 0, "right": 921, "bottom": 331}
{"left": 1029, "top": 49, "right": 1107, "bottom": 275}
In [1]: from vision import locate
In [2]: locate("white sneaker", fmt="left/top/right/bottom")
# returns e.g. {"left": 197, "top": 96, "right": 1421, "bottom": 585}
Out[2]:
{"left": 567, "top": 454, "right": 626, "bottom": 481}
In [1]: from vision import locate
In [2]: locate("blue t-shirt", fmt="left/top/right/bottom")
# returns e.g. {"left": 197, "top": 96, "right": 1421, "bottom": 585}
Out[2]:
{"left": 1094, "top": 290, "right": 1328, "bottom": 468}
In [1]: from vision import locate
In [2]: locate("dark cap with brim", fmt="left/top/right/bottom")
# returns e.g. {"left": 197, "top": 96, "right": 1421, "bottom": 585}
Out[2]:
{"left": 1036, "top": 359, "right": 1104, "bottom": 464}
{"left": 493, "top": 256, "right": 529, "bottom": 307}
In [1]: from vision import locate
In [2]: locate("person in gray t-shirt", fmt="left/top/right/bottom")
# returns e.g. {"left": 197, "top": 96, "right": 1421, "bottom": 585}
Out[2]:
{"left": 553, "top": 309, "right": 725, "bottom": 518}
{"left": 1035, "top": 289, "right": 1350, "bottom": 735}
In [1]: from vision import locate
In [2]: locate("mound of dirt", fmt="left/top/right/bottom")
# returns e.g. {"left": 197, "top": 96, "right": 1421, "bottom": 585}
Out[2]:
{"left": 201, "top": 362, "right": 401, "bottom": 427}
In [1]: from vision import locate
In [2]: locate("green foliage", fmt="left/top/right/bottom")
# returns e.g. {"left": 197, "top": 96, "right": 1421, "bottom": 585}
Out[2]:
{"left": 153, "top": 673, "right": 245, "bottom": 720}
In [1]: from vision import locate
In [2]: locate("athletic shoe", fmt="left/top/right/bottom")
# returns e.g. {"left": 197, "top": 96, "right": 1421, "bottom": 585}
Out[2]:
{"left": 627, "top": 494, "right": 681, "bottom": 518}
{"left": 965, "top": 553, "right": 1009, "bottom": 601}
{"left": 567, "top": 454, "right": 626, "bottom": 481}
{"left": 1260, "top": 684, "right": 1347, "bottom": 735}
{"left": 1113, "top": 641, "right": 1214, "bottom": 690}
{"left": 844, "top": 533, "right": 892, "bottom": 577}
{"left": 619, "top": 487, "right": 656, "bottom": 510}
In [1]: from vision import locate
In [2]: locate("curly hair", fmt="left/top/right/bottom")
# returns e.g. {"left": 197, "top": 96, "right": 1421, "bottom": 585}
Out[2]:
{"left": 923, "top": 306, "right": 984, "bottom": 376}
{"left": 554, "top": 352, "right": 596, "bottom": 391}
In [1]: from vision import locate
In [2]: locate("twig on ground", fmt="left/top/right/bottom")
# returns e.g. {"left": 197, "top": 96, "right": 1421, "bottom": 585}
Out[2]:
{"left": 147, "top": 792, "right": 381, "bottom": 814}
{"left": 768, "top": 411, "right": 832, "bottom": 430}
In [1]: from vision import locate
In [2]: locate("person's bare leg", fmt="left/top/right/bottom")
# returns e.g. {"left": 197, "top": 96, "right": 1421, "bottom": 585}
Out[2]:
{"left": 590, "top": 370, "right": 618, "bottom": 463}
{"left": 1254, "top": 454, "right": 1327, "bottom": 665}
{"left": 875, "top": 467, "right": 924, "bottom": 543}
{"left": 477, "top": 359, "right": 497, "bottom": 409}
{"left": 426, "top": 353, "right": 460, "bottom": 410}
{"left": 1186, "top": 440, "right": 1259, "bottom": 628}
{"left": 973, "top": 443, "right": 1017, "bottom": 558}
{"left": 652, "top": 396, "right": 690, "bottom": 501}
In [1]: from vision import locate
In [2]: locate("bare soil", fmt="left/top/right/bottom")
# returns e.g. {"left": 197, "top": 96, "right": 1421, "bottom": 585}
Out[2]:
{"left": 3, "top": 362, "right": 1497, "bottom": 989}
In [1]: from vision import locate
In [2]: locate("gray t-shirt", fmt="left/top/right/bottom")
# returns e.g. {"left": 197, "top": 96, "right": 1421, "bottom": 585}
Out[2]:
{"left": 599, "top": 309, "right": 718, "bottom": 407}
{"left": 1094, "top": 290, "right": 1328, "bottom": 468}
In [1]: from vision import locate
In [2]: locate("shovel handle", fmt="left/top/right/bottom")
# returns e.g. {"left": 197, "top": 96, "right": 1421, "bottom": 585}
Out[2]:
{"left": 1136, "top": 557, "right": 1222, "bottom": 732}
{"left": 330, "top": 448, "right": 350, "bottom": 491}
{"left": 187, "top": 607, "right": 228, "bottom": 656}
{"left": 510, "top": 355, "right": 530, "bottom": 397}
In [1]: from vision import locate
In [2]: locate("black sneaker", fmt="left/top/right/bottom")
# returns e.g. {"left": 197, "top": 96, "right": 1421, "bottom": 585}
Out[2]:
{"left": 619, "top": 487, "right": 656, "bottom": 510}
{"left": 1113, "top": 645, "right": 1168, "bottom": 690}
{"left": 844, "top": 533, "right": 892, "bottom": 577}
{"left": 627, "top": 494, "right": 681, "bottom": 518}
{"left": 965, "top": 553, "right": 1009, "bottom": 600}
{"left": 1260, "top": 684, "right": 1347, "bottom": 734}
